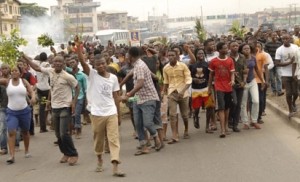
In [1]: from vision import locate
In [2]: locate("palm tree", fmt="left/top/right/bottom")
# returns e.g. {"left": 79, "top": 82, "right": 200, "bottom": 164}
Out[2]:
{"left": 195, "top": 18, "right": 206, "bottom": 42}
{"left": 229, "top": 20, "right": 247, "bottom": 38}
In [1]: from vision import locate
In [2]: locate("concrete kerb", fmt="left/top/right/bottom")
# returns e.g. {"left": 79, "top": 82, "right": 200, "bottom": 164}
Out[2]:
{"left": 266, "top": 98, "right": 300, "bottom": 130}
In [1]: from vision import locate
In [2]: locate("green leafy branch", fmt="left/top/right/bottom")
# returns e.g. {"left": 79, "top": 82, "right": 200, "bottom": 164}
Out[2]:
{"left": 0, "top": 29, "right": 28, "bottom": 68}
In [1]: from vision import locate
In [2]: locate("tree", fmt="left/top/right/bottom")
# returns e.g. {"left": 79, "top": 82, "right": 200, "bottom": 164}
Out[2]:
{"left": 0, "top": 29, "right": 27, "bottom": 67}
{"left": 20, "top": 3, "right": 48, "bottom": 17}
{"left": 229, "top": 20, "right": 247, "bottom": 38}
{"left": 195, "top": 18, "right": 206, "bottom": 42}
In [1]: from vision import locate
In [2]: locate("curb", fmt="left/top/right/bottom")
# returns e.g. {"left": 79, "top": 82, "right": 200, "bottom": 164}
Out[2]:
{"left": 266, "top": 98, "right": 300, "bottom": 130}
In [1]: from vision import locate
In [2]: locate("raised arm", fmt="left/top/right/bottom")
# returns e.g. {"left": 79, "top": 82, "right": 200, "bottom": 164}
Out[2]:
{"left": 22, "top": 54, "right": 42, "bottom": 72}
{"left": 75, "top": 36, "right": 90, "bottom": 75}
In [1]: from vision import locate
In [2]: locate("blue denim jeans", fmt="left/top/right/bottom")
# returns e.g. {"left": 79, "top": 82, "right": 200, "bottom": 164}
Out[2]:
{"left": 74, "top": 99, "right": 84, "bottom": 129}
{"left": 269, "top": 67, "right": 282, "bottom": 93}
{"left": 52, "top": 107, "right": 78, "bottom": 157}
{"left": 0, "top": 108, "right": 7, "bottom": 150}
{"left": 133, "top": 100, "right": 158, "bottom": 145}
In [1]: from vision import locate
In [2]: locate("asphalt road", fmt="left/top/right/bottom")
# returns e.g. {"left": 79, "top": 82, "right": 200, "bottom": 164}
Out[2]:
{"left": 1, "top": 108, "right": 300, "bottom": 182}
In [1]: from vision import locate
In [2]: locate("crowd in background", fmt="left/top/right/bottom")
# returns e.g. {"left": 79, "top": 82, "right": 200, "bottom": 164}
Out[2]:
{"left": 0, "top": 24, "right": 300, "bottom": 177}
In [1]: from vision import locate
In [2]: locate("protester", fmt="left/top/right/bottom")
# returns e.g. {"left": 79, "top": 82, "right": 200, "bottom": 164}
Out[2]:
{"left": 76, "top": 37, "right": 125, "bottom": 177}
{"left": 0, "top": 65, "right": 35, "bottom": 164}
{"left": 24, "top": 54, "right": 80, "bottom": 166}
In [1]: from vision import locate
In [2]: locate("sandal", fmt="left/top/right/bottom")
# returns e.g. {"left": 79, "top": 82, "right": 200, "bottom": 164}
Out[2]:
{"left": 60, "top": 155, "right": 69, "bottom": 163}
{"left": 183, "top": 133, "right": 190, "bottom": 139}
{"left": 219, "top": 134, "right": 226, "bottom": 138}
{"left": 95, "top": 162, "right": 103, "bottom": 172}
{"left": 113, "top": 171, "right": 126, "bottom": 177}
{"left": 206, "top": 129, "right": 214, "bottom": 134}
{"left": 134, "top": 150, "right": 149, "bottom": 156}
{"left": 167, "top": 139, "right": 179, "bottom": 144}
{"left": 6, "top": 157, "right": 15, "bottom": 165}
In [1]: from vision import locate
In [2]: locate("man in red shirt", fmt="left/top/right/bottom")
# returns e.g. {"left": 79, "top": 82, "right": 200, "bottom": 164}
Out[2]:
{"left": 208, "top": 42, "right": 235, "bottom": 138}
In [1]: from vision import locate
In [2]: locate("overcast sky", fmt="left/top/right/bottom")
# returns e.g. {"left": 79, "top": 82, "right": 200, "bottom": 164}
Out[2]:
{"left": 21, "top": 0, "right": 299, "bottom": 20}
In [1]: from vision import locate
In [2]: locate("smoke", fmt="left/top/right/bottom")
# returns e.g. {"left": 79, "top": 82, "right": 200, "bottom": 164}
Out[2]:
{"left": 19, "top": 15, "right": 64, "bottom": 57}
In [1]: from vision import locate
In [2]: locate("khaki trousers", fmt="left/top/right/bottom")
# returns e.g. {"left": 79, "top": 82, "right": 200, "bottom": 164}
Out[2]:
{"left": 91, "top": 114, "right": 120, "bottom": 163}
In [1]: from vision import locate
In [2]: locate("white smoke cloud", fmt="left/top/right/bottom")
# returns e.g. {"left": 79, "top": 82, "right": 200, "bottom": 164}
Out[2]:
{"left": 19, "top": 15, "right": 64, "bottom": 58}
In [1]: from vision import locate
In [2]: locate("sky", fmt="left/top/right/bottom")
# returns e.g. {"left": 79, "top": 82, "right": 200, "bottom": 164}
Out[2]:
{"left": 20, "top": 0, "right": 299, "bottom": 20}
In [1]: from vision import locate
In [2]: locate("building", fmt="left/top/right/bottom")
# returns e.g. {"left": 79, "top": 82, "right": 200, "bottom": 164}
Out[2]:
{"left": 97, "top": 10, "right": 128, "bottom": 30}
{"left": 51, "top": 0, "right": 100, "bottom": 36}
{"left": 0, "top": 0, "right": 21, "bottom": 35}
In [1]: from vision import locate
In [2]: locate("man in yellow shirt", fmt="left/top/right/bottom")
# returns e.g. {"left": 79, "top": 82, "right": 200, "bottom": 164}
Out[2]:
{"left": 162, "top": 48, "right": 192, "bottom": 143}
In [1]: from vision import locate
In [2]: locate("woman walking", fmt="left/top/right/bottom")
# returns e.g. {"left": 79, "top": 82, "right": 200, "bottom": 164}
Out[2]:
{"left": 0, "top": 66, "right": 35, "bottom": 164}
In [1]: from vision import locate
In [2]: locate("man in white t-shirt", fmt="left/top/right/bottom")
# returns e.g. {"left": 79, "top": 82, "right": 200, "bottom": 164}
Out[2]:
{"left": 76, "top": 40, "right": 125, "bottom": 177}
{"left": 275, "top": 33, "right": 299, "bottom": 117}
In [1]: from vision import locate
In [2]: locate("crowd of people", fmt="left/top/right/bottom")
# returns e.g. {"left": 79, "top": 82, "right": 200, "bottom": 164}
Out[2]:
{"left": 0, "top": 24, "right": 300, "bottom": 177}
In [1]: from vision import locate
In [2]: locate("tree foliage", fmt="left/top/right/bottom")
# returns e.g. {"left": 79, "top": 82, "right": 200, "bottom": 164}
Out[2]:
{"left": 0, "top": 29, "right": 28, "bottom": 67}
{"left": 229, "top": 20, "right": 247, "bottom": 38}
{"left": 195, "top": 18, "right": 206, "bottom": 42}
{"left": 20, "top": 3, "right": 48, "bottom": 17}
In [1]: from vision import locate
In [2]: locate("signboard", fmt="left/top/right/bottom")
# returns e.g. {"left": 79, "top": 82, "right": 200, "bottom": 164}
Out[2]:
{"left": 130, "top": 30, "right": 140, "bottom": 46}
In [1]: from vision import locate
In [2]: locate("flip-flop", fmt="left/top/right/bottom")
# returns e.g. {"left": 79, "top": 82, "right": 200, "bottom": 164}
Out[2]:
{"left": 6, "top": 158, "right": 15, "bottom": 165}
{"left": 206, "top": 129, "right": 214, "bottom": 134}
{"left": 167, "top": 139, "right": 178, "bottom": 144}
{"left": 113, "top": 172, "right": 126, "bottom": 177}
{"left": 183, "top": 133, "right": 190, "bottom": 139}
{"left": 134, "top": 150, "right": 149, "bottom": 156}
{"left": 219, "top": 134, "right": 226, "bottom": 138}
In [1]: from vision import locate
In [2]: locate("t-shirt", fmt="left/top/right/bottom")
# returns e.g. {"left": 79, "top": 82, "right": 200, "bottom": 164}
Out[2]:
{"left": 208, "top": 56, "right": 235, "bottom": 92}
{"left": 246, "top": 56, "right": 256, "bottom": 83}
{"left": 275, "top": 44, "right": 299, "bottom": 77}
{"left": 189, "top": 61, "right": 209, "bottom": 89}
{"left": 41, "top": 68, "right": 78, "bottom": 109}
{"left": 117, "top": 64, "right": 134, "bottom": 92}
{"left": 205, "top": 51, "right": 219, "bottom": 63}
{"left": 88, "top": 69, "right": 119, "bottom": 116}
{"left": 255, "top": 52, "right": 268, "bottom": 83}
{"left": 34, "top": 60, "right": 51, "bottom": 91}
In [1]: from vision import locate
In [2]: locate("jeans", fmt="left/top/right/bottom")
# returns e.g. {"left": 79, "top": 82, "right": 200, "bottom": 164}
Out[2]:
{"left": 269, "top": 67, "right": 282, "bottom": 93}
{"left": 229, "top": 87, "right": 244, "bottom": 128}
{"left": 257, "top": 83, "right": 266, "bottom": 120}
{"left": 37, "top": 89, "right": 49, "bottom": 131}
{"left": 74, "top": 99, "right": 84, "bottom": 129}
{"left": 0, "top": 108, "right": 7, "bottom": 150}
{"left": 133, "top": 100, "right": 158, "bottom": 145}
{"left": 52, "top": 107, "right": 78, "bottom": 157}
{"left": 241, "top": 79, "right": 259, "bottom": 124}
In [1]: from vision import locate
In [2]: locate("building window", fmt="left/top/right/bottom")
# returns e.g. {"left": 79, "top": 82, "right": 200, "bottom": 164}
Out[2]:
{"left": 9, "top": 6, "right": 12, "bottom": 14}
{"left": 3, "top": 24, "right": 7, "bottom": 31}
{"left": 4, "top": 5, "right": 8, "bottom": 13}
{"left": 11, "top": 24, "right": 14, "bottom": 30}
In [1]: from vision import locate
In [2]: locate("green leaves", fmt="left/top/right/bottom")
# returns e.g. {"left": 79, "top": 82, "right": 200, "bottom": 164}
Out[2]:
{"left": 37, "top": 34, "right": 54, "bottom": 47}
{"left": 229, "top": 20, "right": 247, "bottom": 38}
{"left": 195, "top": 18, "right": 206, "bottom": 42}
{"left": 0, "top": 29, "right": 28, "bottom": 68}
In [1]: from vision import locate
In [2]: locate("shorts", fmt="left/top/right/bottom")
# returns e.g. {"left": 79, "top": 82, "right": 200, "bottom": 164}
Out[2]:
{"left": 215, "top": 91, "right": 232, "bottom": 111}
{"left": 6, "top": 106, "right": 32, "bottom": 132}
{"left": 191, "top": 88, "right": 209, "bottom": 109}
{"left": 282, "top": 76, "right": 297, "bottom": 96}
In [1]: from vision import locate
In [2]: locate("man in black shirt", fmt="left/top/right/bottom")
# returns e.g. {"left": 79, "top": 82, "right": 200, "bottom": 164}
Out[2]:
{"left": 265, "top": 32, "right": 284, "bottom": 96}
